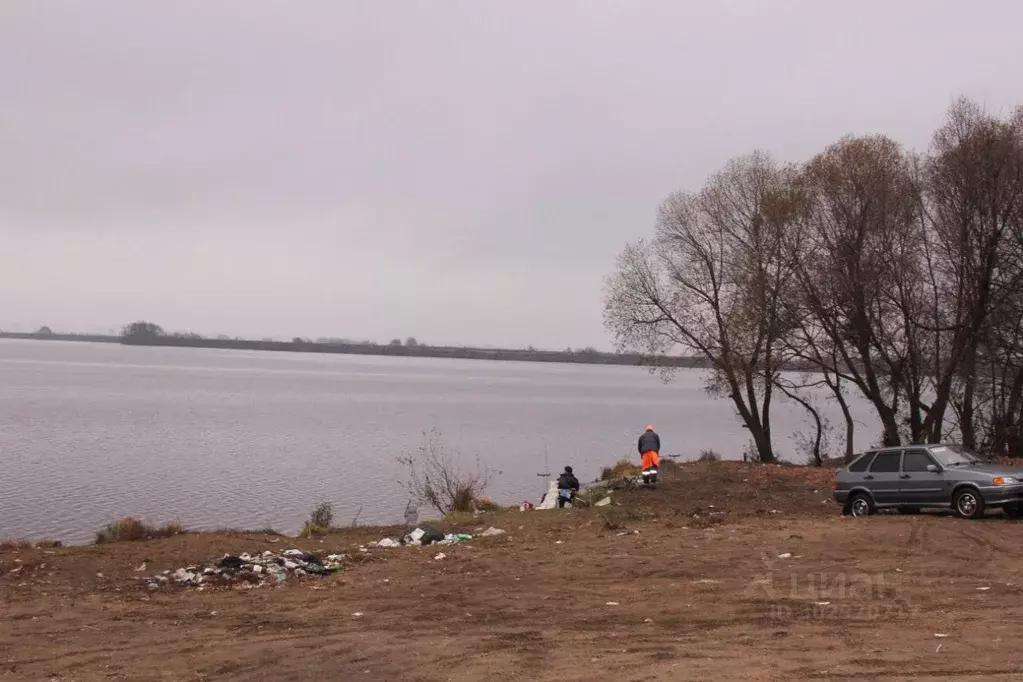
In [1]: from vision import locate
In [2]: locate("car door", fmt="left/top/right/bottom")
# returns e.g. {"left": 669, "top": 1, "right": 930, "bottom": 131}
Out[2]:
{"left": 865, "top": 450, "right": 903, "bottom": 505}
{"left": 899, "top": 449, "right": 944, "bottom": 505}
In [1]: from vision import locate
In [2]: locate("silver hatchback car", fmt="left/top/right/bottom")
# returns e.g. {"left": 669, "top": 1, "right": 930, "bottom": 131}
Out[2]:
{"left": 834, "top": 444, "right": 1023, "bottom": 519}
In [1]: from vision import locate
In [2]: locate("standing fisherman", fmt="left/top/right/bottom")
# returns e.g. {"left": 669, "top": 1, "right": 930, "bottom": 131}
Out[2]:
{"left": 638, "top": 425, "right": 660, "bottom": 486}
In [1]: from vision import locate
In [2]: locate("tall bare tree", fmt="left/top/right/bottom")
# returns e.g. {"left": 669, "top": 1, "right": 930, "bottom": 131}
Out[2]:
{"left": 921, "top": 98, "right": 1023, "bottom": 447}
{"left": 604, "top": 152, "right": 800, "bottom": 462}
{"left": 791, "top": 135, "right": 924, "bottom": 446}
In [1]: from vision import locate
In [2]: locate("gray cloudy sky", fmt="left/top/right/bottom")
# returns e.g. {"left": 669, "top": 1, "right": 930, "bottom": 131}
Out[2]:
{"left": 2, "top": 1, "right": 1021, "bottom": 348}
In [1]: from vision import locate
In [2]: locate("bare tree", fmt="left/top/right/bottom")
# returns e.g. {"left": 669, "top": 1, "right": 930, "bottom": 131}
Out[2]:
{"left": 920, "top": 98, "right": 1023, "bottom": 447}
{"left": 604, "top": 152, "right": 801, "bottom": 463}
{"left": 792, "top": 135, "right": 924, "bottom": 446}
{"left": 773, "top": 373, "right": 832, "bottom": 466}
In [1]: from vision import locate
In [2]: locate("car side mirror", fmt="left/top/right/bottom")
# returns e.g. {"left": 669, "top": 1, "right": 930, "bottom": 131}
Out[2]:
{"left": 926, "top": 464, "right": 940, "bottom": 473}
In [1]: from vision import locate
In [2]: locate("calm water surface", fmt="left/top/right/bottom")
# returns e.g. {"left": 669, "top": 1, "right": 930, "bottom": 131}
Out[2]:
{"left": 0, "top": 340, "right": 878, "bottom": 543}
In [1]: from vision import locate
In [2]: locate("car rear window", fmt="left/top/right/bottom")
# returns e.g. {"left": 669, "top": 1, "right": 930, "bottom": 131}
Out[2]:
{"left": 848, "top": 452, "right": 877, "bottom": 472}
{"left": 869, "top": 451, "right": 902, "bottom": 472}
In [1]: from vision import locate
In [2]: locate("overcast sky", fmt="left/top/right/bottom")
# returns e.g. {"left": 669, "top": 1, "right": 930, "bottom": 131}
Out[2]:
{"left": 2, "top": 1, "right": 1021, "bottom": 348}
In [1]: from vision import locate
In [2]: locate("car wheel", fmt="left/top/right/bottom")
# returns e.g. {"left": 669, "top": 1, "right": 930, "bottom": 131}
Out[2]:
{"left": 953, "top": 488, "right": 985, "bottom": 519}
{"left": 848, "top": 493, "right": 874, "bottom": 517}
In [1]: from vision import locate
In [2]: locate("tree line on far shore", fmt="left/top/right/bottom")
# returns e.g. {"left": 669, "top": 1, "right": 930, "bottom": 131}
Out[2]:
{"left": 605, "top": 96, "right": 1023, "bottom": 464}
{"left": 110, "top": 320, "right": 705, "bottom": 367}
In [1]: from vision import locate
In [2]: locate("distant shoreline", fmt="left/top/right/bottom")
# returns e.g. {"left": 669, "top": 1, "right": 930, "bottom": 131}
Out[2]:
{"left": 0, "top": 331, "right": 713, "bottom": 369}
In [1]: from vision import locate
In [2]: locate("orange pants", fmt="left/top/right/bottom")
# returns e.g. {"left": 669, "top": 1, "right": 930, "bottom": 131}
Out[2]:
{"left": 642, "top": 450, "right": 660, "bottom": 471}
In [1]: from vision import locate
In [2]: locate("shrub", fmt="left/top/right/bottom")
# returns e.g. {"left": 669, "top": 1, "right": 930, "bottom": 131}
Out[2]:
{"left": 698, "top": 449, "right": 722, "bottom": 462}
{"left": 397, "top": 429, "right": 494, "bottom": 515}
{"left": 95, "top": 517, "right": 184, "bottom": 544}
{"left": 300, "top": 502, "right": 335, "bottom": 537}
{"left": 309, "top": 502, "right": 333, "bottom": 528}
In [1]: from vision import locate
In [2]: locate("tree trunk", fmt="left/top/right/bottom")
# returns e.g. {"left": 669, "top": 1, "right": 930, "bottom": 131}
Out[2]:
{"left": 879, "top": 405, "right": 901, "bottom": 447}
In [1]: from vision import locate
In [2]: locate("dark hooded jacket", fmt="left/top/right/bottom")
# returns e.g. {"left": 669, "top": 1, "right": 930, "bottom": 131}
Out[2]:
{"left": 638, "top": 430, "right": 660, "bottom": 454}
{"left": 557, "top": 471, "right": 580, "bottom": 491}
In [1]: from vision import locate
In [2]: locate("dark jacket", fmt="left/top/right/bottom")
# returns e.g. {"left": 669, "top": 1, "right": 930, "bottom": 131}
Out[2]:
{"left": 557, "top": 472, "right": 580, "bottom": 491}
{"left": 638, "top": 431, "right": 660, "bottom": 454}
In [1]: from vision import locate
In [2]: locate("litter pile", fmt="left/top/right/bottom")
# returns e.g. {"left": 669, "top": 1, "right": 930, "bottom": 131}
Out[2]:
{"left": 136, "top": 548, "right": 344, "bottom": 591}
{"left": 135, "top": 525, "right": 509, "bottom": 591}
{"left": 368, "top": 525, "right": 505, "bottom": 548}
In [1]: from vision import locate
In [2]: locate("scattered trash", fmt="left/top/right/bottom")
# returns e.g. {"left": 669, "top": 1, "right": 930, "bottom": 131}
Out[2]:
{"left": 134, "top": 562, "right": 147, "bottom": 572}
{"left": 644, "top": 618, "right": 654, "bottom": 623}
{"left": 936, "top": 644, "right": 943, "bottom": 653}
{"left": 777, "top": 553, "right": 792, "bottom": 559}
{"left": 519, "top": 502, "right": 535, "bottom": 511}
{"left": 375, "top": 538, "right": 400, "bottom": 548}
{"left": 434, "top": 553, "right": 446, "bottom": 561}
{"left": 977, "top": 586, "right": 991, "bottom": 591}
{"left": 403, "top": 525, "right": 446, "bottom": 546}
{"left": 136, "top": 549, "right": 343, "bottom": 590}
{"left": 352, "top": 612, "right": 364, "bottom": 618}
{"left": 815, "top": 601, "right": 831, "bottom": 606}
{"left": 555, "top": 540, "right": 564, "bottom": 545}
{"left": 481, "top": 527, "right": 506, "bottom": 537}
{"left": 595, "top": 497, "right": 612, "bottom": 507}
{"left": 605, "top": 601, "right": 619, "bottom": 606}
{"left": 934, "top": 633, "right": 949, "bottom": 638}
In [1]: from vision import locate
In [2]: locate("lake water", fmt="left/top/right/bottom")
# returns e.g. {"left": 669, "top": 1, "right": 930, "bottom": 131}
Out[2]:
{"left": 0, "top": 340, "right": 879, "bottom": 544}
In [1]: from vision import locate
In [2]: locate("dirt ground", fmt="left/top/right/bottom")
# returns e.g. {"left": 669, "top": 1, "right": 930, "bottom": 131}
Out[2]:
{"left": 5, "top": 461, "right": 1023, "bottom": 681}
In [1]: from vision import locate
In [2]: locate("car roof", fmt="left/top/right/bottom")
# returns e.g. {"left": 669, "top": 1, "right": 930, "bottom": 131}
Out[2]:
{"left": 864, "top": 443, "right": 960, "bottom": 454}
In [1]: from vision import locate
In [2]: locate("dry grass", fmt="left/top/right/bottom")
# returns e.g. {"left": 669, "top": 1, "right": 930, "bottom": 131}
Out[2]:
{"left": 473, "top": 497, "right": 501, "bottom": 511}
{"left": 0, "top": 539, "right": 34, "bottom": 551}
{"left": 214, "top": 527, "right": 281, "bottom": 536}
{"left": 698, "top": 449, "right": 723, "bottom": 462}
{"left": 600, "top": 459, "right": 640, "bottom": 480}
{"left": 300, "top": 524, "right": 331, "bottom": 538}
{"left": 94, "top": 517, "right": 185, "bottom": 544}
{"left": 1, "top": 538, "right": 62, "bottom": 551}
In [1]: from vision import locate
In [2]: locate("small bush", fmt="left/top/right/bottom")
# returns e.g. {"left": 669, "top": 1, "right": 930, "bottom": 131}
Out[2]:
{"left": 698, "top": 449, "right": 722, "bottom": 462}
{"left": 396, "top": 429, "right": 494, "bottom": 515}
{"left": 95, "top": 517, "right": 185, "bottom": 544}
{"left": 600, "top": 459, "right": 640, "bottom": 481}
{"left": 309, "top": 502, "right": 333, "bottom": 528}
{"left": 300, "top": 502, "right": 335, "bottom": 538}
